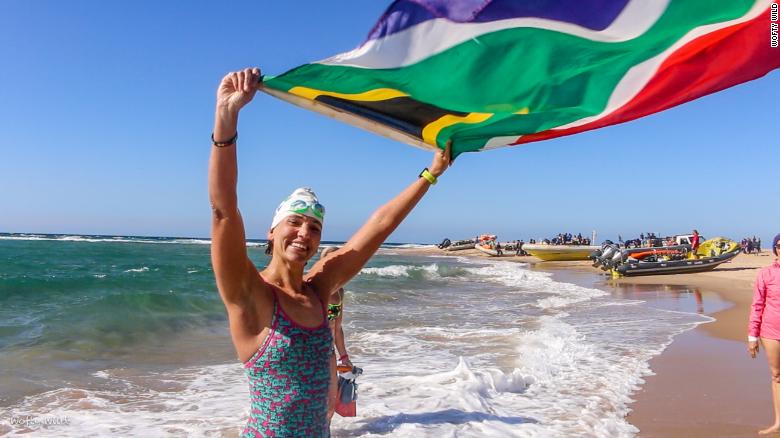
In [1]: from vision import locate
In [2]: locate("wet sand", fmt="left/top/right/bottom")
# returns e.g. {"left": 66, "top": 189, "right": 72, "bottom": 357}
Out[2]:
{"left": 614, "top": 253, "right": 773, "bottom": 437}
{"left": 410, "top": 246, "right": 774, "bottom": 437}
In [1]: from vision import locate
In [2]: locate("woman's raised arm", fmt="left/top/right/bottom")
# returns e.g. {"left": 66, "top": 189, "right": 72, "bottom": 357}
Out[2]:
{"left": 209, "top": 68, "right": 262, "bottom": 305}
{"left": 307, "top": 143, "right": 452, "bottom": 295}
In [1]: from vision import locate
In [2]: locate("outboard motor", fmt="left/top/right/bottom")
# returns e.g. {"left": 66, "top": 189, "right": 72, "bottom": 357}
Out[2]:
{"left": 597, "top": 245, "right": 618, "bottom": 266}
{"left": 605, "top": 249, "right": 625, "bottom": 269}
{"left": 438, "top": 238, "right": 451, "bottom": 249}
{"left": 606, "top": 245, "right": 620, "bottom": 259}
{"left": 591, "top": 244, "right": 609, "bottom": 266}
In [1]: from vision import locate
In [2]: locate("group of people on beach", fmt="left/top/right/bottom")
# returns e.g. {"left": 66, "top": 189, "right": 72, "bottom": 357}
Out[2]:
{"left": 619, "top": 230, "right": 701, "bottom": 252}
{"left": 542, "top": 232, "right": 591, "bottom": 246}
{"left": 512, "top": 239, "right": 527, "bottom": 256}
{"left": 742, "top": 236, "right": 763, "bottom": 254}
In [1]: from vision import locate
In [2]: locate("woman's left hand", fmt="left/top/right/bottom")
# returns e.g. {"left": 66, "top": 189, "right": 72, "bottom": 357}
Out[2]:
{"left": 428, "top": 141, "right": 453, "bottom": 177}
{"left": 749, "top": 340, "right": 760, "bottom": 358}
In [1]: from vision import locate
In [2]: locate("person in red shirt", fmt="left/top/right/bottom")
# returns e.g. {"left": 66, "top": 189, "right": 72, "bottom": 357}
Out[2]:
{"left": 748, "top": 233, "right": 780, "bottom": 435}
{"left": 691, "top": 229, "right": 700, "bottom": 259}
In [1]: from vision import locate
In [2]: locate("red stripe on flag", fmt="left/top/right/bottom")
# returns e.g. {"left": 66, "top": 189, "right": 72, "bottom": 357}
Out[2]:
{"left": 515, "top": 7, "right": 780, "bottom": 145}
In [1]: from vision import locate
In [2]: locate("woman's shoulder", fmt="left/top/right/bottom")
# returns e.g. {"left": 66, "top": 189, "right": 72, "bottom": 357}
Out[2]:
{"left": 758, "top": 261, "right": 780, "bottom": 278}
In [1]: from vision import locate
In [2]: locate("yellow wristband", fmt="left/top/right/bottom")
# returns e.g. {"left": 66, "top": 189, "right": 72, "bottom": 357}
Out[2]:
{"left": 419, "top": 168, "right": 437, "bottom": 185}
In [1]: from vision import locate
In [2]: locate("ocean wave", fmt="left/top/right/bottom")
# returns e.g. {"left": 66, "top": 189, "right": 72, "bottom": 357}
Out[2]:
{"left": 333, "top": 308, "right": 706, "bottom": 437}
{"left": 383, "top": 243, "right": 436, "bottom": 249}
{"left": 462, "top": 260, "right": 608, "bottom": 309}
{"left": 0, "top": 233, "right": 262, "bottom": 246}
{"left": 0, "top": 363, "right": 249, "bottom": 437}
{"left": 360, "top": 263, "right": 440, "bottom": 278}
{"left": 360, "top": 264, "right": 436, "bottom": 278}
{"left": 0, "top": 234, "right": 434, "bottom": 249}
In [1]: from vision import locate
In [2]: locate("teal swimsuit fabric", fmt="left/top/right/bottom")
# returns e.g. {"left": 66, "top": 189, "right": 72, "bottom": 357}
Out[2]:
{"left": 242, "top": 286, "right": 333, "bottom": 437}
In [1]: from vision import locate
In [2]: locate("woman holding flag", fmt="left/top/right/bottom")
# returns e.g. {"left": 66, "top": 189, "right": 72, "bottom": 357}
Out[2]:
{"left": 208, "top": 67, "right": 451, "bottom": 437}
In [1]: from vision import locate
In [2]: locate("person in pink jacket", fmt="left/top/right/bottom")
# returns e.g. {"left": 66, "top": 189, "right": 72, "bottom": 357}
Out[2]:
{"left": 749, "top": 233, "right": 780, "bottom": 435}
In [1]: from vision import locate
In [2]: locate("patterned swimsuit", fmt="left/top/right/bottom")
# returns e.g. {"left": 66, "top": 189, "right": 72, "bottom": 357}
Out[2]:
{"left": 242, "top": 284, "right": 333, "bottom": 437}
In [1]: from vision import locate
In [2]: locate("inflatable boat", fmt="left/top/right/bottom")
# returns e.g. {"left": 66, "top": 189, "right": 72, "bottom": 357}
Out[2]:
{"left": 612, "top": 237, "right": 740, "bottom": 277}
{"left": 442, "top": 239, "right": 476, "bottom": 251}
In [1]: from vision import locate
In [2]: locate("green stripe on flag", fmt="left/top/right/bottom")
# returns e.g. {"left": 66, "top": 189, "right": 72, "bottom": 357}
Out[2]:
{"left": 265, "top": 0, "right": 754, "bottom": 152}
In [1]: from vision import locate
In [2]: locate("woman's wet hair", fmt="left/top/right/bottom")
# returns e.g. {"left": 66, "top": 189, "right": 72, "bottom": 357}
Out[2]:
{"left": 265, "top": 240, "right": 273, "bottom": 256}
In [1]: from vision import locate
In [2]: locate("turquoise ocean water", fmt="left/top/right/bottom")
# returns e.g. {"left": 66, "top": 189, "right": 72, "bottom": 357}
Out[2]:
{"left": 0, "top": 233, "right": 712, "bottom": 437}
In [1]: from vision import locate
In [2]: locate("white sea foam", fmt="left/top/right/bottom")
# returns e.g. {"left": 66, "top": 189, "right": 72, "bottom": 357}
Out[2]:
{"left": 0, "top": 234, "right": 219, "bottom": 246}
{"left": 331, "top": 307, "right": 707, "bottom": 437}
{"left": 169, "top": 238, "right": 212, "bottom": 245}
{"left": 462, "top": 260, "right": 608, "bottom": 309}
{"left": 123, "top": 267, "right": 149, "bottom": 273}
{"left": 1, "top": 364, "right": 249, "bottom": 437}
{"left": 360, "top": 263, "right": 440, "bottom": 278}
{"left": 335, "top": 257, "right": 708, "bottom": 436}
{"left": 0, "top": 235, "right": 52, "bottom": 241}
{"left": 1, "top": 254, "right": 709, "bottom": 437}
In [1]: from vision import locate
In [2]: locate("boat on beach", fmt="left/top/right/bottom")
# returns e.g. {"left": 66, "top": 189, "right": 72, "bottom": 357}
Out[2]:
{"left": 591, "top": 244, "right": 692, "bottom": 270}
{"left": 612, "top": 237, "right": 741, "bottom": 277}
{"left": 475, "top": 241, "right": 501, "bottom": 256}
{"left": 523, "top": 244, "right": 600, "bottom": 261}
{"left": 474, "top": 234, "right": 521, "bottom": 256}
{"left": 442, "top": 239, "right": 476, "bottom": 251}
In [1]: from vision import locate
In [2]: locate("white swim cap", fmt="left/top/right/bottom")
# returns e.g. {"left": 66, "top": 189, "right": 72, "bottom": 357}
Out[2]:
{"left": 271, "top": 187, "right": 325, "bottom": 229}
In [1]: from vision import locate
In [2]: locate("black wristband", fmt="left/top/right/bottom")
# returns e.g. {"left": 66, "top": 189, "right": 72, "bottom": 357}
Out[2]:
{"left": 212, "top": 132, "right": 237, "bottom": 147}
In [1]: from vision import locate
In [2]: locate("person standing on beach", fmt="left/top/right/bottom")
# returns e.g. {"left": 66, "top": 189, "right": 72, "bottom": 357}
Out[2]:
{"left": 319, "top": 246, "right": 352, "bottom": 420}
{"left": 748, "top": 233, "right": 780, "bottom": 435}
{"left": 691, "top": 229, "right": 700, "bottom": 258}
{"left": 209, "top": 67, "right": 451, "bottom": 437}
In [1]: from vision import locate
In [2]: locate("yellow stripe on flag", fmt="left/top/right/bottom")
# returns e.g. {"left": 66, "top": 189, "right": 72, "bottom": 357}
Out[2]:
{"left": 288, "top": 86, "right": 408, "bottom": 101}
{"left": 422, "top": 113, "right": 493, "bottom": 146}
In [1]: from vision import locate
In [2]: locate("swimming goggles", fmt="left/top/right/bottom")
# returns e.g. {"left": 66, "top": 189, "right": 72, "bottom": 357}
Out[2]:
{"left": 289, "top": 199, "right": 325, "bottom": 220}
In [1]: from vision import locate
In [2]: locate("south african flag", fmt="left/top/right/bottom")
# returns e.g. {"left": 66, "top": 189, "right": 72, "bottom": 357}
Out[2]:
{"left": 263, "top": 0, "right": 780, "bottom": 157}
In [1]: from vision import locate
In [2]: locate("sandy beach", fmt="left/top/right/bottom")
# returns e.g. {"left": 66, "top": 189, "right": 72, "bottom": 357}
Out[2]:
{"left": 617, "top": 253, "right": 773, "bottom": 437}
{"left": 420, "top": 246, "right": 774, "bottom": 437}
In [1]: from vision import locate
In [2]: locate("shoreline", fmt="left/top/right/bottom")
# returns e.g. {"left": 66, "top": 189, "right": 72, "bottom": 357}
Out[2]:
{"left": 407, "top": 247, "right": 774, "bottom": 436}
{"left": 614, "top": 254, "right": 773, "bottom": 437}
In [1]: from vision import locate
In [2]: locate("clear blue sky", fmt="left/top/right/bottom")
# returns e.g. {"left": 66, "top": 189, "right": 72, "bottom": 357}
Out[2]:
{"left": 1, "top": 1, "right": 778, "bottom": 244}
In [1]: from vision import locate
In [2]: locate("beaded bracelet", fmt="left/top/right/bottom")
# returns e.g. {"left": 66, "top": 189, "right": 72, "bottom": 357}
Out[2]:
{"left": 212, "top": 132, "right": 237, "bottom": 148}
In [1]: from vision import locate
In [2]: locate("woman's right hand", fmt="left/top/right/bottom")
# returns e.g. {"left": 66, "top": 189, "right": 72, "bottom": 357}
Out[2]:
{"left": 216, "top": 67, "right": 262, "bottom": 116}
{"left": 428, "top": 141, "right": 452, "bottom": 177}
{"left": 749, "top": 340, "right": 760, "bottom": 358}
